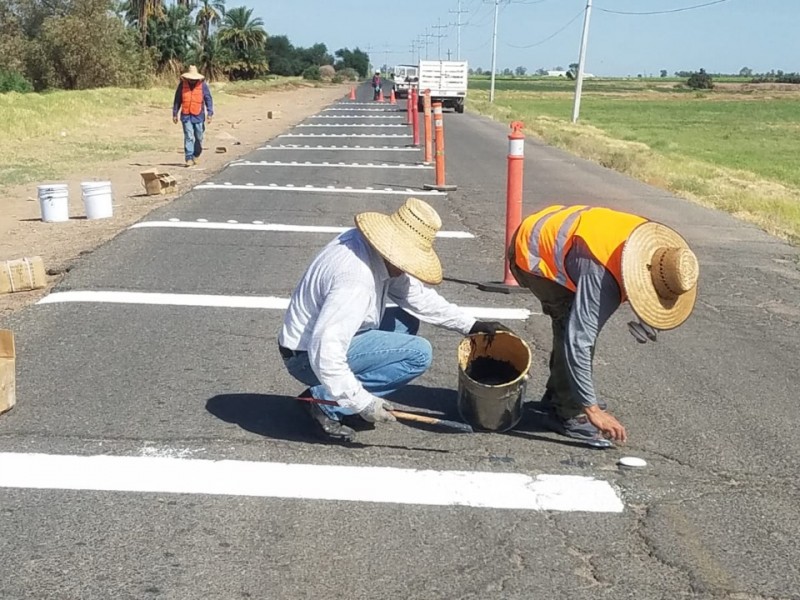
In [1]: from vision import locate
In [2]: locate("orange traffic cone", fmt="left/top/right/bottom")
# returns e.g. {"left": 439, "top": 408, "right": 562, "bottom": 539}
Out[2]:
{"left": 377, "top": 88, "right": 384, "bottom": 103}
{"left": 349, "top": 87, "right": 356, "bottom": 100}
{"left": 389, "top": 89, "right": 397, "bottom": 105}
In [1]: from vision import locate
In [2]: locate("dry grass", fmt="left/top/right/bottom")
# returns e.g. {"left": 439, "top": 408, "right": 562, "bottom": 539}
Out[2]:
{"left": 0, "top": 77, "right": 307, "bottom": 187}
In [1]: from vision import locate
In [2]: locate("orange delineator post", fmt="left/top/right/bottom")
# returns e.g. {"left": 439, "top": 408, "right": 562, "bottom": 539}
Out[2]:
{"left": 410, "top": 87, "right": 420, "bottom": 147}
{"left": 349, "top": 87, "right": 356, "bottom": 100}
{"left": 406, "top": 90, "right": 413, "bottom": 124}
{"left": 423, "top": 102, "right": 457, "bottom": 192}
{"left": 423, "top": 89, "right": 433, "bottom": 165}
{"left": 503, "top": 121, "right": 526, "bottom": 286}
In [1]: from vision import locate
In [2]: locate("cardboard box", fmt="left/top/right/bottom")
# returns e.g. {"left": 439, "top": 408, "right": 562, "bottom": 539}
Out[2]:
{"left": 140, "top": 169, "right": 177, "bottom": 196}
{"left": 267, "top": 110, "right": 282, "bottom": 120}
{"left": 0, "top": 256, "right": 47, "bottom": 295}
{"left": 0, "top": 330, "right": 15, "bottom": 416}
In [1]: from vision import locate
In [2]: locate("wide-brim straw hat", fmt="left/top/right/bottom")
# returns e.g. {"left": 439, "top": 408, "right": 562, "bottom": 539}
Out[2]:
{"left": 181, "top": 65, "right": 205, "bottom": 80}
{"left": 621, "top": 221, "right": 699, "bottom": 330}
{"left": 355, "top": 198, "right": 443, "bottom": 285}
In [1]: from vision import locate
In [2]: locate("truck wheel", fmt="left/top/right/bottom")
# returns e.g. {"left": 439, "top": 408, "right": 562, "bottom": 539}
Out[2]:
{"left": 456, "top": 103, "right": 465, "bottom": 114}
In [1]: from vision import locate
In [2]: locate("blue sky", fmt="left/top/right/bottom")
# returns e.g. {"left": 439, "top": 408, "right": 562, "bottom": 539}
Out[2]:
{"left": 250, "top": 0, "right": 798, "bottom": 77}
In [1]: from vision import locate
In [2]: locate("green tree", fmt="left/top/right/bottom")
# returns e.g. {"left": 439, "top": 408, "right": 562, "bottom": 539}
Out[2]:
{"left": 122, "top": 0, "right": 164, "bottom": 46}
{"left": 687, "top": 68, "right": 713, "bottom": 89}
{"left": 195, "top": 0, "right": 225, "bottom": 46}
{"left": 334, "top": 47, "right": 369, "bottom": 77}
{"left": 218, "top": 6, "right": 267, "bottom": 79}
{"left": 147, "top": 4, "right": 195, "bottom": 75}
{"left": 660, "top": 69, "right": 668, "bottom": 78}
{"left": 196, "top": 33, "right": 228, "bottom": 81}
{"left": 739, "top": 66, "right": 752, "bottom": 77}
{"left": 515, "top": 65, "right": 526, "bottom": 76}
{"left": 265, "top": 34, "right": 298, "bottom": 75}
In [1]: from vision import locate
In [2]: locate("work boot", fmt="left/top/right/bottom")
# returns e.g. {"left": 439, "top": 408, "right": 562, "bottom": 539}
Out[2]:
{"left": 297, "top": 390, "right": 355, "bottom": 443}
{"left": 185, "top": 159, "right": 195, "bottom": 168}
{"left": 539, "top": 407, "right": 613, "bottom": 449}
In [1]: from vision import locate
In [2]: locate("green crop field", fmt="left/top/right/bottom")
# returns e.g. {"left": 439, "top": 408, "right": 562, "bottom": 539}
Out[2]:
{"left": 467, "top": 76, "right": 800, "bottom": 243}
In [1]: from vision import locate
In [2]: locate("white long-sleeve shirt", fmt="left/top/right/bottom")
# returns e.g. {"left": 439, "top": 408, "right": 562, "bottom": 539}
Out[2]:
{"left": 279, "top": 229, "right": 476, "bottom": 412}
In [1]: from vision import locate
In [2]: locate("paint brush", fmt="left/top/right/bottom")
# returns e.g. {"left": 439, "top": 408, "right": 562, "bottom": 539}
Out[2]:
{"left": 295, "top": 396, "right": 474, "bottom": 434}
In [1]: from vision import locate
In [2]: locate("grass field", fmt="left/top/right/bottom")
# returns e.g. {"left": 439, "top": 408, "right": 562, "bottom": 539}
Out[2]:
{"left": 0, "top": 77, "right": 308, "bottom": 188}
{"left": 467, "top": 77, "right": 800, "bottom": 243}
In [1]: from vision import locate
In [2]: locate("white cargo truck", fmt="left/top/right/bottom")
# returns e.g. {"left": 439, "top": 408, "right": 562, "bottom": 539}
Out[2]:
{"left": 390, "top": 64, "right": 418, "bottom": 99}
{"left": 417, "top": 60, "right": 468, "bottom": 113}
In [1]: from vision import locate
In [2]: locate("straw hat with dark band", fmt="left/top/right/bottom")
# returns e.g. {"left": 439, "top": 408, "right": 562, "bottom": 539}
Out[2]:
{"left": 621, "top": 221, "right": 699, "bottom": 330}
{"left": 355, "top": 198, "right": 443, "bottom": 285}
{"left": 181, "top": 65, "right": 205, "bottom": 80}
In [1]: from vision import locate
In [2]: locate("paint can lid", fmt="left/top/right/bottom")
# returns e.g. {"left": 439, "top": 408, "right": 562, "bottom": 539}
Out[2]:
{"left": 618, "top": 456, "right": 647, "bottom": 468}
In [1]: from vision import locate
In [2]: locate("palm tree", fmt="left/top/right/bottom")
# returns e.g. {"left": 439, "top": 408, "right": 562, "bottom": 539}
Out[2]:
{"left": 148, "top": 4, "right": 196, "bottom": 75}
{"left": 218, "top": 6, "right": 266, "bottom": 55}
{"left": 122, "top": 0, "right": 164, "bottom": 46}
{"left": 195, "top": 0, "right": 225, "bottom": 46}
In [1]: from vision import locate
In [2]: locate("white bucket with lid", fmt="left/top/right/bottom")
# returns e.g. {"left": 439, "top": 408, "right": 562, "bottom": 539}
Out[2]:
{"left": 81, "top": 181, "right": 113, "bottom": 220}
{"left": 37, "top": 184, "right": 70, "bottom": 222}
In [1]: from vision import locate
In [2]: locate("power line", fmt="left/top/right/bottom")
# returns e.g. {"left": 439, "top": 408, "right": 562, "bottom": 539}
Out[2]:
{"left": 596, "top": 0, "right": 731, "bottom": 16}
{"left": 449, "top": 0, "right": 469, "bottom": 59}
{"left": 505, "top": 7, "right": 584, "bottom": 49}
{"left": 432, "top": 18, "right": 448, "bottom": 59}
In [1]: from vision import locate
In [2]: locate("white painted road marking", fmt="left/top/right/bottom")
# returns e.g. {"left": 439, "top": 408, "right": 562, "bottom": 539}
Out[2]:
{"left": 194, "top": 183, "right": 445, "bottom": 196}
{"left": 278, "top": 133, "right": 411, "bottom": 138}
{"left": 323, "top": 108, "right": 401, "bottom": 112}
{"left": 308, "top": 115, "right": 405, "bottom": 119}
{"left": 0, "top": 453, "right": 623, "bottom": 512}
{"left": 296, "top": 123, "right": 408, "bottom": 129}
{"left": 37, "top": 291, "right": 536, "bottom": 319}
{"left": 259, "top": 145, "right": 419, "bottom": 152}
{"left": 230, "top": 160, "right": 431, "bottom": 169}
{"left": 130, "top": 221, "right": 474, "bottom": 238}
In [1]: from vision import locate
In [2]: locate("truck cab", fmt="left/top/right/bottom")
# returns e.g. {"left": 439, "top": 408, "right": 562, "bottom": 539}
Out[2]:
{"left": 390, "top": 64, "right": 419, "bottom": 100}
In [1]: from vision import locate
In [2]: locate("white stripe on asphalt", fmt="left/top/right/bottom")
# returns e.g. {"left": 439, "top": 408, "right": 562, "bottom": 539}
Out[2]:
{"left": 129, "top": 221, "right": 474, "bottom": 238}
{"left": 296, "top": 123, "right": 407, "bottom": 128}
{"left": 308, "top": 115, "right": 405, "bottom": 119}
{"left": 323, "top": 108, "right": 401, "bottom": 112}
{"left": 259, "top": 145, "right": 419, "bottom": 152}
{"left": 278, "top": 133, "right": 411, "bottom": 138}
{"left": 229, "top": 161, "right": 431, "bottom": 169}
{"left": 0, "top": 453, "right": 623, "bottom": 513}
{"left": 37, "top": 291, "right": 535, "bottom": 319}
{"left": 194, "top": 183, "right": 444, "bottom": 196}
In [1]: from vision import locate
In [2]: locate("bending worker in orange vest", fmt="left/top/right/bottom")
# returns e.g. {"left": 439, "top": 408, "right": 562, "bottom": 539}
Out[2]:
{"left": 509, "top": 205, "right": 699, "bottom": 448}
{"left": 172, "top": 65, "right": 214, "bottom": 168}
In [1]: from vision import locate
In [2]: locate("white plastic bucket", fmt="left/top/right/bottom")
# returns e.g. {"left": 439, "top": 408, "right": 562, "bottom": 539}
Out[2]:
{"left": 81, "top": 181, "right": 113, "bottom": 220}
{"left": 37, "top": 184, "right": 70, "bottom": 222}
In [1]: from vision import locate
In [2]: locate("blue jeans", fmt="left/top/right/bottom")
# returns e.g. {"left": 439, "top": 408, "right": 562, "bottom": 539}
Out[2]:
{"left": 182, "top": 120, "right": 204, "bottom": 161}
{"left": 282, "top": 308, "right": 432, "bottom": 418}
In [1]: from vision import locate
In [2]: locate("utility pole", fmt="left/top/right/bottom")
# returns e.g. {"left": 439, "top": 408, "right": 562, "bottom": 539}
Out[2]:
{"left": 432, "top": 18, "right": 448, "bottom": 60}
{"left": 449, "top": 0, "right": 468, "bottom": 60}
{"left": 489, "top": 0, "right": 500, "bottom": 103}
{"left": 571, "top": 0, "right": 593, "bottom": 123}
{"left": 421, "top": 28, "right": 433, "bottom": 60}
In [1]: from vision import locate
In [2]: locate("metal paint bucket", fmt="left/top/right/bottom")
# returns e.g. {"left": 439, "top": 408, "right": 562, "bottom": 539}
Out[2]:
{"left": 456, "top": 331, "right": 531, "bottom": 432}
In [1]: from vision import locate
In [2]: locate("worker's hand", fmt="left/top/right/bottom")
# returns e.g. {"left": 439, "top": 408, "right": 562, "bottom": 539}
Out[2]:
{"left": 358, "top": 397, "right": 397, "bottom": 424}
{"left": 172, "top": 116, "right": 178, "bottom": 124}
{"left": 469, "top": 320, "right": 513, "bottom": 337}
{"left": 628, "top": 320, "right": 658, "bottom": 344}
{"left": 585, "top": 405, "right": 627, "bottom": 443}
{"left": 206, "top": 116, "right": 212, "bottom": 125}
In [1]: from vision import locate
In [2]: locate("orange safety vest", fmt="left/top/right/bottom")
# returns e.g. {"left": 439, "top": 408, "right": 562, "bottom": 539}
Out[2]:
{"left": 181, "top": 81, "right": 204, "bottom": 116}
{"left": 514, "top": 205, "right": 646, "bottom": 300}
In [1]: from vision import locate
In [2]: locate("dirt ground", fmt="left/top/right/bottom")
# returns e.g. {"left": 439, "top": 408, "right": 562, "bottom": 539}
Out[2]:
{"left": 0, "top": 84, "right": 348, "bottom": 317}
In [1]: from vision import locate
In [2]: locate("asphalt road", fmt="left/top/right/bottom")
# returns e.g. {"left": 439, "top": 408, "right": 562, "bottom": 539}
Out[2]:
{"left": 1, "top": 83, "right": 799, "bottom": 600}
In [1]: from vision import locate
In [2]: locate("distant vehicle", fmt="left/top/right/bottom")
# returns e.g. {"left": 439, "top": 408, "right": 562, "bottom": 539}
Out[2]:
{"left": 391, "top": 64, "right": 419, "bottom": 99}
{"left": 417, "top": 60, "right": 468, "bottom": 113}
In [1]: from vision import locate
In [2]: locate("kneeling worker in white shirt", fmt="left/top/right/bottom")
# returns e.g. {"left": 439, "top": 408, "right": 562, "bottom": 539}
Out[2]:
{"left": 278, "top": 197, "right": 509, "bottom": 442}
